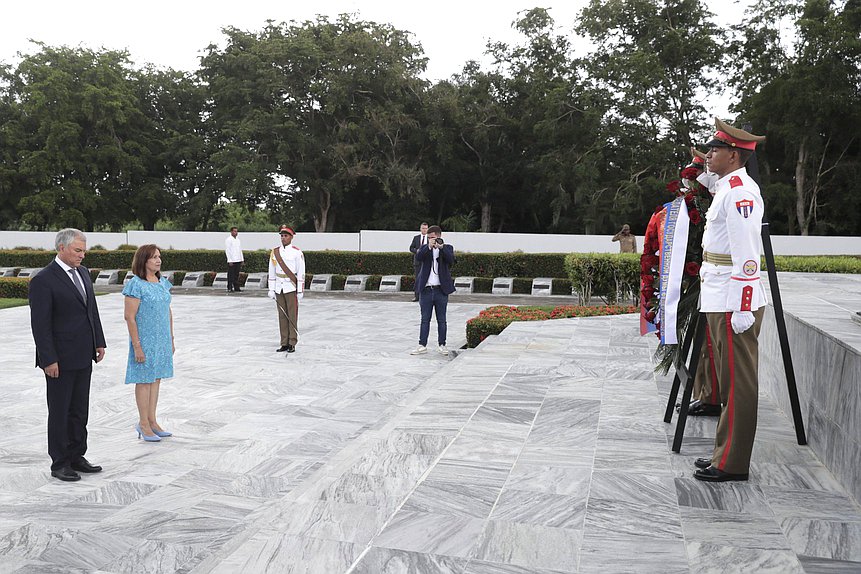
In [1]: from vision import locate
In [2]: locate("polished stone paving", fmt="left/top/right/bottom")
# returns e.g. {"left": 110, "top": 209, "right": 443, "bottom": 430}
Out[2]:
{"left": 0, "top": 284, "right": 859, "bottom": 573}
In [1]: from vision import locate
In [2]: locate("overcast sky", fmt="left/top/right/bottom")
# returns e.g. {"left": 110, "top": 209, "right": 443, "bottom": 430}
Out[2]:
{"left": 2, "top": 1, "right": 754, "bottom": 80}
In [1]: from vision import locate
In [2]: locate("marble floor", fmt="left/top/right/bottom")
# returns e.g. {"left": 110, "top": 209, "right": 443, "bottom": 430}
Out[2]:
{"left": 0, "top": 288, "right": 859, "bottom": 573}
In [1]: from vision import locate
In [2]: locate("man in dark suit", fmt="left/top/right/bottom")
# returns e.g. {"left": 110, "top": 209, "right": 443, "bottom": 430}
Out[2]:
{"left": 408, "top": 222, "right": 429, "bottom": 302}
{"left": 29, "top": 228, "right": 107, "bottom": 482}
{"left": 410, "top": 225, "right": 456, "bottom": 356}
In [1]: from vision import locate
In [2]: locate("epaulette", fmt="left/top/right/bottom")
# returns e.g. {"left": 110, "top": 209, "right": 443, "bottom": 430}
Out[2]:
{"left": 291, "top": 245, "right": 302, "bottom": 252}
{"left": 729, "top": 175, "right": 743, "bottom": 188}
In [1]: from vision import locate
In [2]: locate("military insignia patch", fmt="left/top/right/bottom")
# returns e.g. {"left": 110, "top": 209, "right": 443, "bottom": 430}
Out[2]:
{"left": 743, "top": 259, "right": 758, "bottom": 275}
{"left": 736, "top": 198, "right": 754, "bottom": 218}
{"left": 730, "top": 175, "right": 743, "bottom": 188}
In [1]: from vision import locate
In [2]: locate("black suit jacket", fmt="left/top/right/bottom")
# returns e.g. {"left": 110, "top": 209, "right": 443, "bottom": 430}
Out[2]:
{"left": 415, "top": 244, "right": 456, "bottom": 295}
{"left": 409, "top": 234, "right": 427, "bottom": 255}
{"left": 29, "top": 261, "right": 106, "bottom": 370}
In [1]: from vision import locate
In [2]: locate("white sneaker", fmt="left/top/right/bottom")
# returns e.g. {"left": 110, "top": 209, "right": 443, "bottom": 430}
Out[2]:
{"left": 438, "top": 345, "right": 449, "bottom": 356}
{"left": 410, "top": 345, "right": 427, "bottom": 355}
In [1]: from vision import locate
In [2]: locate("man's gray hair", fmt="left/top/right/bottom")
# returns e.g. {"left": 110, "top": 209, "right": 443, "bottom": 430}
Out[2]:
{"left": 55, "top": 228, "right": 87, "bottom": 250}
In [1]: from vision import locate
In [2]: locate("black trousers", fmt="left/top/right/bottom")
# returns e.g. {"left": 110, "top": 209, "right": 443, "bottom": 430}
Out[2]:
{"left": 46, "top": 365, "right": 92, "bottom": 470}
{"left": 413, "top": 261, "right": 421, "bottom": 296}
{"left": 227, "top": 262, "right": 241, "bottom": 290}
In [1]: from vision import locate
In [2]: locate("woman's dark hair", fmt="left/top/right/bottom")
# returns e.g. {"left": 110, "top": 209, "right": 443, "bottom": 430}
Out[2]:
{"left": 131, "top": 244, "right": 161, "bottom": 280}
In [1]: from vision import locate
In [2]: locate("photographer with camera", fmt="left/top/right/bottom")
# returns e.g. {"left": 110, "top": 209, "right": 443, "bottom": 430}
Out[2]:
{"left": 410, "top": 225, "right": 456, "bottom": 356}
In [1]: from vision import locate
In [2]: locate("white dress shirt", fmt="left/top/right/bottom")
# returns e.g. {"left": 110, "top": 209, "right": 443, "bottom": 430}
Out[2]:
{"left": 225, "top": 236, "right": 243, "bottom": 263}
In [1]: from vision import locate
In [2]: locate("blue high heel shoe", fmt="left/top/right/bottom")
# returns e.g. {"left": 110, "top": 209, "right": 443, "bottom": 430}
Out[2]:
{"left": 136, "top": 423, "right": 161, "bottom": 442}
{"left": 152, "top": 428, "right": 172, "bottom": 438}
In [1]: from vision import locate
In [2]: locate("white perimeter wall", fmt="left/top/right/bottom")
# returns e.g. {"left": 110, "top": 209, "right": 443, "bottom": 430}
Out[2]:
{"left": 1, "top": 230, "right": 860, "bottom": 255}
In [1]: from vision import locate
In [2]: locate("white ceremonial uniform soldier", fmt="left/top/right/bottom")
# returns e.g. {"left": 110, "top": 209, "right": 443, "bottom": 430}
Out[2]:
{"left": 268, "top": 225, "right": 305, "bottom": 353}
{"left": 694, "top": 118, "right": 768, "bottom": 482}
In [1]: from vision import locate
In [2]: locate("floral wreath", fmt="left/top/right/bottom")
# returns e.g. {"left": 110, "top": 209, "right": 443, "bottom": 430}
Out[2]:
{"left": 640, "top": 160, "right": 712, "bottom": 370}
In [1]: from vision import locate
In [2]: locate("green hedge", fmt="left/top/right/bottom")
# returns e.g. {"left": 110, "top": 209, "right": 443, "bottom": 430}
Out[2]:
{"left": 565, "top": 253, "right": 640, "bottom": 304}
{"left": 0, "top": 278, "right": 29, "bottom": 298}
{"left": 0, "top": 249, "right": 570, "bottom": 278}
{"left": 771, "top": 255, "right": 861, "bottom": 273}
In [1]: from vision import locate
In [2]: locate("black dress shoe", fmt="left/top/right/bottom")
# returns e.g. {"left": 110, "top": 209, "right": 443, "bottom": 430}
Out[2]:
{"left": 51, "top": 467, "right": 81, "bottom": 482}
{"left": 234, "top": 288, "right": 241, "bottom": 292}
{"left": 276, "top": 346, "right": 289, "bottom": 352}
{"left": 71, "top": 457, "right": 102, "bottom": 473}
{"left": 694, "top": 466, "right": 749, "bottom": 482}
{"left": 688, "top": 401, "right": 721, "bottom": 417}
{"left": 286, "top": 345, "right": 295, "bottom": 353}
{"left": 412, "top": 296, "right": 419, "bottom": 302}
{"left": 695, "top": 457, "right": 712, "bottom": 469}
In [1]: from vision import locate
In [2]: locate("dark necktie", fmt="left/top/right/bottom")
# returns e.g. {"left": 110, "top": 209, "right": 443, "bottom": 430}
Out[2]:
{"left": 69, "top": 268, "right": 86, "bottom": 301}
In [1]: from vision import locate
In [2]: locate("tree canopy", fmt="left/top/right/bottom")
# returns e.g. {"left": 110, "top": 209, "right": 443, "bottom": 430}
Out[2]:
{"left": 1, "top": 1, "right": 858, "bottom": 236}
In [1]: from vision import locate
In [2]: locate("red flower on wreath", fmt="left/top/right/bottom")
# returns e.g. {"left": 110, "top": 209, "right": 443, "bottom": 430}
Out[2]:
{"left": 680, "top": 167, "right": 701, "bottom": 181}
{"left": 685, "top": 261, "right": 701, "bottom": 276}
{"left": 666, "top": 180, "right": 681, "bottom": 194}
{"left": 689, "top": 209, "right": 701, "bottom": 225}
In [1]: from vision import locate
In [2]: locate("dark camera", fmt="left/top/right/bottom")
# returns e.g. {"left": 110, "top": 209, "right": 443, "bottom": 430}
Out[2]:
{"left": 434, "top": 237, "right": 444, "bottom": 245}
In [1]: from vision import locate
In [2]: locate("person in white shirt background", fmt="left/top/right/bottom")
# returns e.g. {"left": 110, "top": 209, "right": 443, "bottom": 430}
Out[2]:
{"left": 225, "top": 226, "right": 244, "bottom": 293}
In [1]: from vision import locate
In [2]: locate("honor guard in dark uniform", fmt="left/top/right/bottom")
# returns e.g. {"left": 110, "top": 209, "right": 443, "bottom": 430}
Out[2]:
{"left": 694, "top": 118, "right": 767, "bottom": 482}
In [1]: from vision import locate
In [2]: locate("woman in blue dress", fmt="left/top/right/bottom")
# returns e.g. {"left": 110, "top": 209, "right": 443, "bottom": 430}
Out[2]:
{"left": 122, "top": 244, "right": 174, "bottom": 442}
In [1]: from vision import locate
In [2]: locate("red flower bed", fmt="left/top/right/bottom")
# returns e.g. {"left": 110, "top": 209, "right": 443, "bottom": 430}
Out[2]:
{"left": 466, "top": 304, "right": 636, "bottom": 347}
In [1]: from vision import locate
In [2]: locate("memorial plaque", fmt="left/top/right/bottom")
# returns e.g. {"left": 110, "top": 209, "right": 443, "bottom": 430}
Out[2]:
{"left": 244, "top": 272, "right": 268, "bottom": 289}
{"left": 15, "top": 268, "right": 42, "bottom": 279}
{"left": 453, "top": 276, "right": 475, "bottom": 294}
{"left": 182, "top": 272, "right": 207, "bottom": 287}
{"left": 344, "top": 274, "right": 370, "bottom": 292}
{"left": 531, "top": 277, "right": 553, "bottom": 296}
{"left": 309, "top": 273, "right": 333, "bottom": 291}
{"left": 379, "top": 275, "right": 401, "bottom": 292}
{"left": 212, "top": 272, "right": 229, "bottom": 289}
{"left": 95, "top": 269, "right": 120, "bottom": 285}
{"left": 492, "top": 277, "right": 514, "bottom": 295}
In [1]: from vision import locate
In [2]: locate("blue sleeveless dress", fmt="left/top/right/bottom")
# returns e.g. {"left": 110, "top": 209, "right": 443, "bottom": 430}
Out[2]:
{"left": 122, "top": 276, "right": 174, "bottom": 384}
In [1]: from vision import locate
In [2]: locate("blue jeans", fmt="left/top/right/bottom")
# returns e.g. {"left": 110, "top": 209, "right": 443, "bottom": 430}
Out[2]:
{"left": 419, "top": 286, "right": 448, "bottom": 346}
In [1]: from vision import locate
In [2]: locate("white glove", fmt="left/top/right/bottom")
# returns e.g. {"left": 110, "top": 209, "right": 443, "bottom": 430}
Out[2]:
{"left": 297, "top": 291, "right": 304, "bottom": 301}
{"left": 697, "top": 171, "right": 719, "bottom": 196}
{"left": 267, "top": 289, "right": 276, "bottom": 300}
{"left": 731, "top": 311, "right": 755, "bottom": 334}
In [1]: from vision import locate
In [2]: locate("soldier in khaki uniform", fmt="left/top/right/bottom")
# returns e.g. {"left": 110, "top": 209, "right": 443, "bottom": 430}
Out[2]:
{"left": 694, "top": 118, "right": 767, "bottom": 482}
{"left": 612, "top": 224, "right": 637, "bottom": 253}
{"left": 268, "top": 225, "right": 305, "bottom": 353}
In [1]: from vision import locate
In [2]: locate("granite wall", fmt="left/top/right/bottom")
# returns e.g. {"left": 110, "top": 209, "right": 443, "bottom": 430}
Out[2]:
{"left": 759, "top": 306, "right": 861, "bottom": 504}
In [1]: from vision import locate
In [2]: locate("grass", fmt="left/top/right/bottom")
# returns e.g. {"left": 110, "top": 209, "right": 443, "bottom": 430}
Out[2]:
{"left": 0, "top": 298, "right": 28, "bottom": 309}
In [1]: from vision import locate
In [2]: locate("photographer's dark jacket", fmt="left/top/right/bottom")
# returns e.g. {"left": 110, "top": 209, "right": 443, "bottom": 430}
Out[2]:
{"left": 415, "top": 244, "right": 456, "bottom": 295}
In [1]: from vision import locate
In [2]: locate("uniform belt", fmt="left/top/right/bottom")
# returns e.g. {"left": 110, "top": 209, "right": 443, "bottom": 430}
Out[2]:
{"left": 275, "top": 273, "right": 294, "bottom": 278}
{"left": 703, "top": 251, "right": 733, "bottom": 266}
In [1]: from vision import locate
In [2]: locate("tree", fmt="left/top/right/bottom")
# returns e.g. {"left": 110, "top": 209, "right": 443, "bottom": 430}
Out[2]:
{"left": 577, "top": 0, "right": 724, "bottom": 149}
{"left": 201, "top": 15, "right": 429, "bottom": 232}
{"left": 5, "top": 44, "right": 148, "bottom": 230}
{"left": 730, "top": 0, "right": 861, "bottom": 235}
{"left": 576, "top": 0, "right": 727, "bottom": 235}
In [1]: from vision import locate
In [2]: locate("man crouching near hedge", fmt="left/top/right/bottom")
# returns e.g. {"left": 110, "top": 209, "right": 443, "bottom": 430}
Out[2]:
{"left": 411, "top": 225, "right": 456, "bottom": 356}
